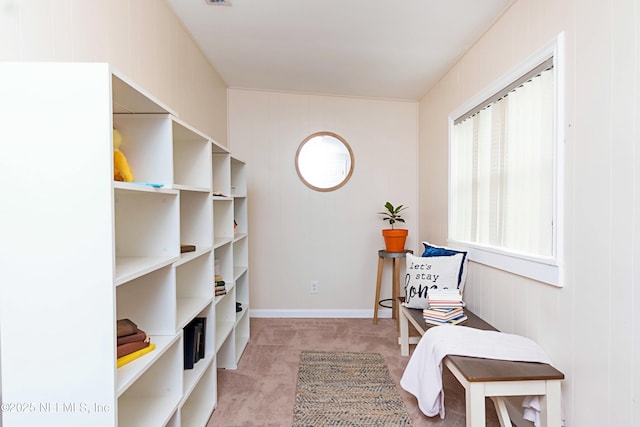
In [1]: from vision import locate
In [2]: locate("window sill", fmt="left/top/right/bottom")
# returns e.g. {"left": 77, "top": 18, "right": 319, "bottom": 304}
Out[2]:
{"left": 447, "top": 240, "right": 562, "bottom": 287}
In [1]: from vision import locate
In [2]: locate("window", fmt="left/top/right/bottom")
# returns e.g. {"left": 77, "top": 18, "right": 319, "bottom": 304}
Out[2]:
{"left": 448, "top": 35, "right": 563, "bottom": 286}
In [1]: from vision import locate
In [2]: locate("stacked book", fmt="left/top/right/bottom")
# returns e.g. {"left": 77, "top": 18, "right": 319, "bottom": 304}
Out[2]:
{"left": 116, "top": 318, "right": 155, "bottom": 368}
{"left": 422, "top": 306, "right": 468, "bottom": 326}
{"left": 214, "top": 275, "right": 226, "bottom": 297}
{"left": 427, "top": 288, "right": 464, "bottom": 307}
{"left": 180, "top": 243, "right": 196, "bottom": 253}
{"left": 423, "top": 289, "right": 467, "bottom": 326}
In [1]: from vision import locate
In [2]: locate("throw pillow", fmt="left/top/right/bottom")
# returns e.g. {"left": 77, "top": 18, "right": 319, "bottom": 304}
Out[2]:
{"left": 403, "top": 252, "right": 465, "bottom": 309}
{"left": 422, "top": 241, "right": 468, "bottom": 293}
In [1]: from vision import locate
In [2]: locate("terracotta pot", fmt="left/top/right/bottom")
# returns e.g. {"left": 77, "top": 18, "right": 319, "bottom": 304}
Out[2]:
{"left": 382, "top": 229, "right": 408, "bottom": 252}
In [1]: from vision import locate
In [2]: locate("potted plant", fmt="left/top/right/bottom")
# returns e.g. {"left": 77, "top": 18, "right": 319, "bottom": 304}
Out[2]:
{"left": 379, "top": 202, "right": 408, "bottom": 252}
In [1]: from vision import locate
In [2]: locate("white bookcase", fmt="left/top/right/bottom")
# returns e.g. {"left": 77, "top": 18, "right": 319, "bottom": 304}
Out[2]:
{"left": 212, "top": 149, "right": 250, "bottom": 370}
{"left": 0, "top": 62, "right": 249, "bottom": 427}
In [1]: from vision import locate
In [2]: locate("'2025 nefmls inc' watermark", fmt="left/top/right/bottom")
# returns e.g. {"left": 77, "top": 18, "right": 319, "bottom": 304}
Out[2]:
{"left": 1, "top": 402, "right": 111, "bottom": 414}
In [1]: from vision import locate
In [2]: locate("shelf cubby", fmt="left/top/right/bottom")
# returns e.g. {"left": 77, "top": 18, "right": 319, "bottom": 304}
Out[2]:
{"left": 175, "top": 252, "right": 214, "bottom": 331}
{"left": 117, "top": 334, "right": 181, "bottom": 397}
{"left": 182, "top": 326, "right": 215, "bottom": 393}
{"left": 115, "top": 267, "right": 177, "bottom": 395}
{"left": 180, "top": 362, "right": 218, "bottom": 427}
{"left": 213, "top": 199, "right": 234, "bottom": 247}
{"left": 212, "top": 147, "right": 231, "bottom": 196}
{"left": 215, "top": 290, "right": 236, "bottom": 355}
{"left": 233, "top": 196, "right": 248, "bottom": 238}
{"left": 216, "top": 324, "right": 237, "bottom": 370}
{"left": 214, "top": 243, "right": 234, "bottom": 294}
{"left": 172, "top": 118, "right": 212, "bottom": 191}
{"left": 233, "top": 235, "right": 249, "bottom": 278}
{"left": 179, "top": 190, "right": 214, "bottom": 253}
{"left": 114, "top": 186, "right": 179, "bottom": 285}
{"left": 182, "top": 305, "right": 216, "bottom": 406}
{"left": 235, "top": 310, "right": 250, "bottom": 364}
{"left": 117, "top": 339, "right": 182, "bottom": 427}
{"left": 235, "top": 270, "right": 249, "bottom": 310}
{"left": 112, "top": 113, "right": 174, "bottom": 186}
{"left": 234, "top": 271, "right": 250, "bottom": 363}
{"left": 230, "top": 157, "right": 247, "bottom": 196}
{"left": 116, "top": 266, "right": 176, "bottom": 335}
{"left": 112, "top": 72, "right": 172, "bottom": 115}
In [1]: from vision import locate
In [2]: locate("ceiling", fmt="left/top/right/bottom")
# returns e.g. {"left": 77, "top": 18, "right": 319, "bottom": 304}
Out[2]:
{"left": 166, "top": 0, "right": 512, "bottom": 101}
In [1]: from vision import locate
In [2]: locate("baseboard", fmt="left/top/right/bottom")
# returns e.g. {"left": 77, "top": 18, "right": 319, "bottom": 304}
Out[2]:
{"left": 249, "top": 308, "right": 393, "bottom": 318}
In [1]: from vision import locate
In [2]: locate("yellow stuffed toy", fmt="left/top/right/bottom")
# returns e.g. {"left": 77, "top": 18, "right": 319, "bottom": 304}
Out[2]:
{"left": 113, "top": 128, "right": 134, "bottom": 182}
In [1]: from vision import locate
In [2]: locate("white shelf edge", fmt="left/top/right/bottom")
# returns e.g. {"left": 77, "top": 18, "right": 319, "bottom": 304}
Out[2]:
{"left": 111, "top": 66, "right": 176, "bottom": 115}
{"left": 117, "top": 395, "right": 181, "bottom": 427}
{"left": 234, "top": 335, "right": 250, "bottom": 364}
{"left": 211, "top": 140, "right": 228, "bottom": 153}
{"left": 233, "top": 233, "right": 248, "bottom": 242}
{"left": 116, "top": 334, "right": 181, "bottom": 396}
{"left": 233, "top": 266, "right": 248, "bottom": 282}
{"left": 171, "top": 115, "right": 212, "bottom": 142}
{"left": 181, "top": 355, "right": 215, "bottom": 405}
{"left": 176, "top": 297, "right": 214, "bottom": 331}
{"left": 236, "top": 295, "right": 249, "bottom": 308}
{"left": 214, "top": 285, "right": 235, "bottom": 305}
{"left": 215, "top": 321, "right": 234, "bottom": 353}
{"left": 115, "top": 255, "right": 179, "bottom": 286}
{"left": 213, "top": 237, "right": 233, "bottom": 249}
{"left": 180, "top": 397, "right": 217, "bottom": 427}
{"left": 226, "top": 280, "right": 236, "bottom": 294}
{"left": 174, "top": 247, "right": 213, "bottom": 267}
{"left": 172, "top": 184, "right": 212, "bottom": 193}
{"left": 114, "top": 181, "right": 179, "bottom": 195}
{"left": 235, "top": 305, "right": 249, "bottom": 325}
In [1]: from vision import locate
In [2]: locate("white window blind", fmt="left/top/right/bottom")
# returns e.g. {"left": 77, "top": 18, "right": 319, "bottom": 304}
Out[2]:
{"left": 450, "top": 60, "right": 557, "bottom": 267}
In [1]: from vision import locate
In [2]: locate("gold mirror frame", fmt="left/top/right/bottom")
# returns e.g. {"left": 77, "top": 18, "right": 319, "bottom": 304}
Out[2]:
{"left": 295, "top": 131, "right": 355, "bottom": 192}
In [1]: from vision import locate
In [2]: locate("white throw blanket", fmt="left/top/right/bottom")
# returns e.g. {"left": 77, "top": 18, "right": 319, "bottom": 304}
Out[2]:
{"left": 400, "top": 325, "right": 553, "bottom": 424}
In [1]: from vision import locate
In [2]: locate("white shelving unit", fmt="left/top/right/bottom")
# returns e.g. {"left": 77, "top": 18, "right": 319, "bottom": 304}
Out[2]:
{"left": 212, "top": 150, "right": 250, "bottom": 370}
{"left": 0, "top": 62, "right": 249, "bottom": 427}
{"left": 231, "top": 158, "right": 250, "bottom": 363}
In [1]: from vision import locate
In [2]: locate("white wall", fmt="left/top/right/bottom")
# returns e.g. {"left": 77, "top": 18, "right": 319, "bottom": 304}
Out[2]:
{"left": 0, "top": 0, "right": 227, "bottom": 145}
{"left": 229, "top": 89, "right": 418, "bottom": 316}
{"left": 419, "top": 0, "right": 640, "bottom": 426}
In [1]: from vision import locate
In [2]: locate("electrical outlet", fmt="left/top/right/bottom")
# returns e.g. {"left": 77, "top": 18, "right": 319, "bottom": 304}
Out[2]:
{"left": 310, "top": 280, "right": 319, "bottom": 294}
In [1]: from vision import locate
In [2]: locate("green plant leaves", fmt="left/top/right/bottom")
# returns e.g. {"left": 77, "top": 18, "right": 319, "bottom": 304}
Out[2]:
{"left": 379, "top": 202, "right": 407, "bottom": 229}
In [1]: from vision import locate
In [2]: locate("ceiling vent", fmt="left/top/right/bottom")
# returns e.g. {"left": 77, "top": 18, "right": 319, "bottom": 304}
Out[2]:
{"left": 205, "top": 0, "right": 231, "bottom": 5}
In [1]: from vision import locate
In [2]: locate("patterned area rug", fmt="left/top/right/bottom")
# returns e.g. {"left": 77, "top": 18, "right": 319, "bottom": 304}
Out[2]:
{"left": 293, "top": 351, "right": 413, "bottom": 426}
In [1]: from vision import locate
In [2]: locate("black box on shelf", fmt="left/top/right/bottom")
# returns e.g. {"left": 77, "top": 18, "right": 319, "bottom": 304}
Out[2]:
{"left": 183, "top": 317, "right": 207, "bottom": 370}
{"left": 183, "top": 322, "right": 197, "bottom": 370}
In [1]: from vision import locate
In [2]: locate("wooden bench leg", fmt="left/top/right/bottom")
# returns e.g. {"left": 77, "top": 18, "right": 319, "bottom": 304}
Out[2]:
{"left": 466, "top": 382, "right": 486, "bottom": 427}
{"left": 399, "top": 304, "right": 410, "bottom": 356}
{"left": 490, "top": 397, "right": 511, "bottom": 427}
{"left": 392, "top": 257, "right": 400, "bottom": 324}
{"left": 540, "top": 380, "right": 562, "bottom": 427}
{"left": 373, "top": 256, "right": 384, "bottom": 324}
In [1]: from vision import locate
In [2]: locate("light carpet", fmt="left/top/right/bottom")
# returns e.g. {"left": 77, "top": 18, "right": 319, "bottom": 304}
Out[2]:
{"left": 293, "top": 350, "right": 413, "bottom": 426}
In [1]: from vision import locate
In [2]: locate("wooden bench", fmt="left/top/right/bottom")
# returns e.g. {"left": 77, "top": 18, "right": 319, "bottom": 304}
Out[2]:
{"left": 398, "top": 300, "right": 564, "bottom": 427}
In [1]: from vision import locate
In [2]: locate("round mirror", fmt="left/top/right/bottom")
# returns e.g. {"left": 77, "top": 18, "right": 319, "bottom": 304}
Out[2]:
{"left": 295, "top": 132, "right": 354, "bottom": 192}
